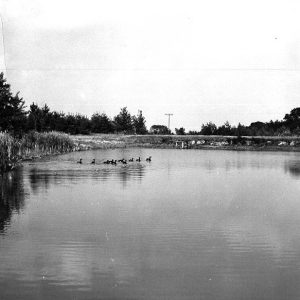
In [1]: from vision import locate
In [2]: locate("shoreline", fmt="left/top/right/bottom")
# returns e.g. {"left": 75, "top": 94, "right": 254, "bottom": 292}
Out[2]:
{"left": 4, "top": 133, "right": 300, "bottom": 172}
{"left": 71, "top": 134, "right": 300, "bottom": 153}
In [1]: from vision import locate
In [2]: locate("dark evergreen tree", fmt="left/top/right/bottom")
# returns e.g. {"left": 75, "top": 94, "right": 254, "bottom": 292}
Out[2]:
{"left": 40, "top": 104, "right": 51, "bottom": 131}
{"left": 216, "top": 121, "right": 232, "bottom": 135}
{"left": 284, "top": 107, "right": 300, "bottom": 132}
{"left": 91, "top": 112, "right": 113, "bottom": 133}
{"left": 175, "top": 127, "right": 185, "bottom": 135}
{"left": 188, "top": 130, "right": 202, "bottom": 135}
{"left": 132, "top": 111, "right": 147, "bottom": 134}
{"left": 114, "top": 107, "right": 133, "bottom": 133}
{"left": 27, "top": 102, "right": 39, "bottom": 131}
{"left": 0, "top": 73, "right": 26, "bottom": 134}
{"left": 200, "top": 122, "right": 217, "bottom": 135}
{"left": 49, "top": 111, "right": 66, "bottom": 132}
{"left": 76, "top": 114, "right": 91, "bottom": 134}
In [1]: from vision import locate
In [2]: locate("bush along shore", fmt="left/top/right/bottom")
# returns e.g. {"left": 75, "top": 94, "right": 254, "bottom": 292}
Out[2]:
{"left": 0, "top": 131, "right": 75, "bottom": 173}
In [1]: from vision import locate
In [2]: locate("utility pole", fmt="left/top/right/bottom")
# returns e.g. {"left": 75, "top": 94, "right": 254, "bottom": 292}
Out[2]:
{"left": 165, "top": 113, "right": 173, "bottom": 130}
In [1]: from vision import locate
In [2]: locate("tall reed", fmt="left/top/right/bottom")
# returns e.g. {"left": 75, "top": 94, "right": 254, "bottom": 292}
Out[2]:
{"left": 0, "top": 132, "right": 21, "bottom": 173}
{"left": 20, "top": 131, "right": 75, "bottom": 156}
{"left": 1, "top": 131, "right": 75, "bottom": 173}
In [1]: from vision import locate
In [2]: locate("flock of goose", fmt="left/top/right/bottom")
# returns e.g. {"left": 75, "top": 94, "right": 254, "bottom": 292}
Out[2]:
{"left": 76, "top": 156, "right": 151, "bottom": 165}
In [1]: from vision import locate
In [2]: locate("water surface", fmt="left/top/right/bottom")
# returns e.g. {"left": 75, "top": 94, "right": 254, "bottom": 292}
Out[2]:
{"left": 1, "top": 149, "right": 300, "bottom": 300}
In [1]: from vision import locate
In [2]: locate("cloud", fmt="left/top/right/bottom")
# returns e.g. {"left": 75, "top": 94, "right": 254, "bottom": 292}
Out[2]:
{"left": 2, "top": 0, "right": 300, "bottom": 129}
{"left": 2, "top": 0, "right": 187, "bottom": 29}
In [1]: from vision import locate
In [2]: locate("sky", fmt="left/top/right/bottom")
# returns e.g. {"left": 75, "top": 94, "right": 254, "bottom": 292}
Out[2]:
{"left": 1, "top": 0, "right": 300, "bottom": 131}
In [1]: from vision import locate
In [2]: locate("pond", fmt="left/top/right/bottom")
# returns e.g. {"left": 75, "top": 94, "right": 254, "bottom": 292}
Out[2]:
{"left": 1, "top": 148, "right": 300, "bottom": 300}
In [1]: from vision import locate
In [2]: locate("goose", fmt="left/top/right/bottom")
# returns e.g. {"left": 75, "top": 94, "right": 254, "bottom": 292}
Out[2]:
{"left": 146, "top": 156, "right": 152, "bottom": 162}
{"left": 129, "top": 158, "right": 134, "bottom": 162}
{"left": 136, "top": 157, "right": 141, "bottom": 162}
{"left": 91, "top": 159, "right": 95, "bottom": 164}
{"left": 77, "top": 158, "right": 82, "bottom": 164}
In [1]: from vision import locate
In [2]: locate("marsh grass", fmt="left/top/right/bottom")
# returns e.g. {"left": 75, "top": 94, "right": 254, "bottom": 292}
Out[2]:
{"left": 0, "top": 131, "right": 75, "bottom": 173}
{"left": 0, "top": 132, "right": 21, "bottom": 173}
{"left": 20, "top": 131, "right": 75, "bottom": 156}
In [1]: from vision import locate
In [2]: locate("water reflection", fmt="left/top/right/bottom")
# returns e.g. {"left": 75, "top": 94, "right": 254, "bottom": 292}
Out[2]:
{"left": 205, "top": 155, "right": 282, "bottom": 173}
{"left": 2, "top": 149, "right": 300, "bottom": 300}
{"left": 284, "top": 160, "right": 300, "bottom": 178}
{"left": 29, "top": 168, "right": 51, "bottom": 193}
{"left": 201, "top": 152, "right": 300, "bottom": 177}
{"left": 28, "top": 163, "right": 146, "bottom": 193}
{"left": 0, "top": 169, "right": 25, "bottom": 232}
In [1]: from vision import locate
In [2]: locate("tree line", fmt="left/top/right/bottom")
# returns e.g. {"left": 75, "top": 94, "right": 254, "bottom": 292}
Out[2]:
{"left": 25, "top": 104, "right": 147, "bottom": 135}
{"left": 182, "top": 110, "right": 300, "bottom": 136}
{"left": 1, "top": 72, "right": 300, "bottom": 136}
{"left": 0, "top": 73, "right": 147, "bottom": 135}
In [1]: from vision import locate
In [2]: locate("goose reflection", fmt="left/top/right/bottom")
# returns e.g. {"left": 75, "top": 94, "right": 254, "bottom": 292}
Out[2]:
{"left": 28, "top": 162, "right": 147, "bottom": 192}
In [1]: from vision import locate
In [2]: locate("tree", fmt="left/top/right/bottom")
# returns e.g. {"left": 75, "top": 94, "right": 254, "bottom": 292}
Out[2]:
{"left": 150, "top": 125, "right": 171, "bottom": 135}
{"left": 40, "top": 104, "right": 51, "bottom": 131}
{"left": 132, "top": 111, "right": 147, "bottom": 134}
{"left": 50, "top": 111, "right": 67, "bottom": 132}
{"left": 284, "top": 107, "right": 300, "bottom": 131}
{"left": 200, "top": 122, "right": 217, "bottom": 135}
{"left": 275, "top": 125, "right": 291, "bottom": 136}
{"left": 27, "top": 102, "right": 39, "bottom": 131}
{"left": 236, "top": 122, "right": 246, "bottom": 137}
{"left": 216, "top": 121, "right": 232, "bottom": 135}
{"left": 248, "top": 121, "right": 269, "bottom": 136}
{"left": 0, "top": 72, "right": 26, "bottom": 134}
{"left": 76, "top": 114, "right": 91, "bottom": 134}
{"left": 91, "top": 112, "right": 113, "bottom": 133}
{"left": 188, "top": 130, "right": 201, "bottom": 135}
{"left": 175, "top": 127, "right": 185, "bottom": 135}
{"left": 27, "top": 102, "right": 52, "bottom": 132}
{"left": 293, "top": 126, "right": 300, "bottom": 136}
{"left": 114, "top": 107, "right": 133, "bottom": 133}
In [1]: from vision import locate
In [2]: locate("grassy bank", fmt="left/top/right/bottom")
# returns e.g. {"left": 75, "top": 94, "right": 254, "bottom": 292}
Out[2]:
{"left": 72, "top": 134, "right": 300, "bottom": 151}
{"left": 0, "top": 131, "right": 75, "bottom": 173}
